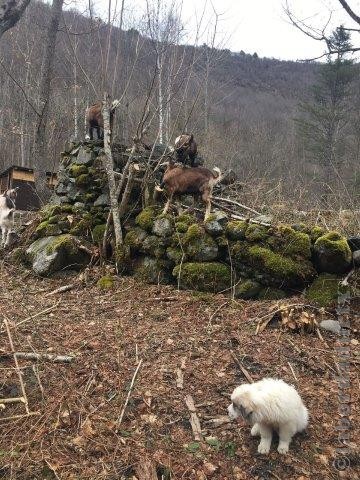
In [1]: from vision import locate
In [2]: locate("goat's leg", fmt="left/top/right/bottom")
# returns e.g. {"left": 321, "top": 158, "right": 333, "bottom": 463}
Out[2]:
{"left": 1, "top": 227, "right": 7, "bottom": 247}
{"left": 163, "top": 192, "right": 173, "bottom": 214}
{"left": 202, "top": 188, "right": 212, "bottom": 220}
{"left": 89, "top": 127, "right": 94, "bottom": 140}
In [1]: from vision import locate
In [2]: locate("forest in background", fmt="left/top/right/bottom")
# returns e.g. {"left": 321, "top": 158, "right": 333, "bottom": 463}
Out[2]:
{"left": 0, "top": 0, "right": 359, "bottom": 208}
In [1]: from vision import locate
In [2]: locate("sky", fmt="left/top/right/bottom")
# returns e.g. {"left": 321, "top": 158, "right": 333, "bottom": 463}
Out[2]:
{"left": 86, "top": 0, "right": 360, "bottom": 61}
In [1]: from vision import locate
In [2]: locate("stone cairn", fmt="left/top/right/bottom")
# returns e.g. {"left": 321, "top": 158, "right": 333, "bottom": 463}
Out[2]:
{"left": 15, "top": 140, "right": 358, "bottom": 307}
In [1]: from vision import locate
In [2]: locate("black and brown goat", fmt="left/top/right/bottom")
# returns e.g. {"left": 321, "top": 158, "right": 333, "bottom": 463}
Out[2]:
{"left": 157, "top": 160, "right": 222, "bottom": 220}
{"left": 86, "top": 100, "right": 120, "bottom": 140}
{"left": 174, "top": 133, "right": 197, "bottom": 166}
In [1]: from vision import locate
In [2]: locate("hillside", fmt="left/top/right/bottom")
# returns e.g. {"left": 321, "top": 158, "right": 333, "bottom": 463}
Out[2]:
{"left": 0, "top": 2, "right": 317, "bottom": 178}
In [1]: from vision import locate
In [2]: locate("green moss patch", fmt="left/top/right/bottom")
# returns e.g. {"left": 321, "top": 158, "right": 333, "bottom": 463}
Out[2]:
{"left": 226, "top": 221, "right": 248, "bottom": 240}
{"left": 173, "top": 262, "right": 231, "bottom": 292}
{"left": 124, "top": 227, "right": 148, "bottom": 251}
{"left": 135, "top": 207, "right": 158, "bottom": 232}
{"left": 314, "top": 231, "right": 352, "bottom": 274}
{"left": 305, "top": 273, "right": 342, "bottom": 307}
{"left": 245, "top": 224, "right": 269, "bottom": 243}
{"left": 92, "top": 224, "right": 107, "bottom": 244}
{"left": 97, "top": 275, "right": 115, "bottom": 289}
{"left": 183, "top": 224, "right": 218, "bottom": 261}
{"left": 267, "top": 225, "right": 311, "bottom": 259}
{"left": 234, "top": 279, "right": 261, "bottom": 299}
{"left": 69, "top": 164, "right": 88, "bottom": 177}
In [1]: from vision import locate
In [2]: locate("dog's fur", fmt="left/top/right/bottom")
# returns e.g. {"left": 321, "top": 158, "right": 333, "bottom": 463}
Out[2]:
{"left": 228, "top": 378, "right": 308, "bottom": 455}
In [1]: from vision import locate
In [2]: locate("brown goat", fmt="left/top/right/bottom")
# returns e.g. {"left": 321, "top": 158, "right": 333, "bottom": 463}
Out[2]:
{"left": 86, "top": 100, "right": 119, "bottom": 140}
{"left": 174, "top": 133, "right": 198, "bottom": 166}
{"left": 157, "top": 161, "right": 222, "bottom": 220}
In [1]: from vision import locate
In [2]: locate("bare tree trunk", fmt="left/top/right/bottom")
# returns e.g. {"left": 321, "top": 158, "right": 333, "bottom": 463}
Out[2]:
{"left": 0, "top": 0, "right": 31, "bottom": 40}
{"left": 157, "top": 53, "right": 164, "bottom": 144}
{"left": 102, "top": 93, "right": 123, "bottom": 247}
{"left": 32, "top": 0, "right": 64, "bottom": 203}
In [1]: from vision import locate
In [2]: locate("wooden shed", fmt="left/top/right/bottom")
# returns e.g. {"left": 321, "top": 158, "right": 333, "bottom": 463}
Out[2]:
{"left": 0, "top": 166, "right": 57, "bottom": 211}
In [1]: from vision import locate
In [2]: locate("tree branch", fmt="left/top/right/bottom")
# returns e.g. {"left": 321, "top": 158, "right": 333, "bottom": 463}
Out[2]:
{"left": 338, "top": 0, "right": 360, "bottom": 26}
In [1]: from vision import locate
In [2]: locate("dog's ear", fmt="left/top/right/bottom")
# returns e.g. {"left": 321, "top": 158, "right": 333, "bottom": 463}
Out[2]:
{"left": 239, "top": 391, "right": 257, "bottom": 414}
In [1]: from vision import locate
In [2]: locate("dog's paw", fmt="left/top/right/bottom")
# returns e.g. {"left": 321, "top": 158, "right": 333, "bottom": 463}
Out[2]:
{"left": 251, "top": 424, "right": 260, "bottom": 436}
{"left": 277, "top": 444, "right": 289, "bottom": 454}
{"left": 257, "top": 443, "right": 271, "bottom": 454}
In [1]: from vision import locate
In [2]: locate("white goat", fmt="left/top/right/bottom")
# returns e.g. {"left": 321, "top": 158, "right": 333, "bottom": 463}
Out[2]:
{"left": 0, "top": 188, "right": 17, "bottom": 247}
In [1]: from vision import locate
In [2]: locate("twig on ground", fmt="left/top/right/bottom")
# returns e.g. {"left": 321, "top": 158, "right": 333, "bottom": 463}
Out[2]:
{"left": 0, "top": 397, "right": 26, "bottom": 405}
{"left": 230, "top": 350, "right": 254, "bottom": 383}
{"left": 117, "top": 358, "right": 143, "bottom": 429}
{"left": 45, "top": 284, "right": 74, "bottom": 296}
{"left": 176, "top": 368, "right": 184, "bottom": 389}
{"left": 184, "top": 394, "right": 203, "bottom": 441}
{"left": 12, "top": 352, "right": 74, "bottom": 363}
{"left": 14, "top": 302, "right": 60, "bottom": 328}
{"left": 287, "top": 362, "right": 298, "bottom": 381}
{"left": 3, "top": 319, "right": 30, "bottom": 414}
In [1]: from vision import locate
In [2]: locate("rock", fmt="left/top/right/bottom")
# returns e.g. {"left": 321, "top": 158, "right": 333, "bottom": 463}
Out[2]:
{"left": 124, "top": 227, "right": 148, "bottom": 251}
{"left": 226, "top": 220, "right": 248, "bottom": 240}
{"left": 173, "top": 262, "right": 231, "bottom": 292}
{"left": 55, "top": 182, "right": 69, "bottom": 195}
{"left": 133, "top": 256, "right": 172, "bottom": 284}
{"left": 305, "top": 273, "right": 341, "bottom": 307}
{"left": 313, "top": 232, "right": 352, "bottom": 274}
{"left": 26, "top": 235, "right": 90, "bottom": 276}
{"left": 348, "top": 237, "right": 360, "bottom": 252}
{"left": 353, "top": 250, "right": 360, "bottom": 268}
{"left": 319, "top": 319, "right": 341, "bottom": 334}
{"left": 74, "top": 202, "right": 85, "bottom": 209}
{"left": 76, "top": 147, "right": 93, "bottom": 165}
{"left": 183, "top": 224, "right": 218, "bottom": 261}
{"left": 135, "top": 207, "right": 158, "bottom": 233}
{"left": 142, "top": 235, "right": 167, "bottom": 258}
{"left": 94, "top": 193, "right": 110, "bottom": 207}
{"left": 204, "top": 211, "right": 228, "bottom": 236}
{"left": 152, "top": 216, "right": 173, "bottom": 237}
{"left": 234, "top": 279, "right": 261, "bottom": 299}
{"left": 253, "top": 214, "right": 273, "bottom": 224}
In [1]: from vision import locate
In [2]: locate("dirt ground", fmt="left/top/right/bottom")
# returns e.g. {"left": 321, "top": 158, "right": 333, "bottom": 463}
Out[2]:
{"left": 0, "top": 261, "right": 359, "bottom": 480}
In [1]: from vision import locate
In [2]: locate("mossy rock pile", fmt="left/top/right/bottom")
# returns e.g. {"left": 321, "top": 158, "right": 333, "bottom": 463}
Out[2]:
{"left": 173, "top": 262, "right": 231, "bottom": 293}
{"left": 313, "top": 231, "right": 352, "bottom": 274}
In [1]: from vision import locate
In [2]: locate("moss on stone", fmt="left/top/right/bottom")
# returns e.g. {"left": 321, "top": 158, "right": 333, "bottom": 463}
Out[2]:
{"left": 135, "top": 207, "right": 158, "bottom": 232}
{"left": 175, "top": 222, "right": 188, "bottom": 233}
{"left": 225, "top": 221, "right": 248, "bottom": 240}
{"left": 75, "top": 174, "right": 91, "bottom": 187}
{"left": 177, "top": 213, "right": 196, "bottom": 226}
{"left": 48, "top": 215, "right": 60, "bottom": 224}
{"left": 247, "top": 245, "right": 315, "bottom": 287}
{"left": 166, "top": 246, "right": 185, "bottom": 264}
{"left": 35, "top": 220, "right": 61, "bottom": 237}
{"left": 70, "top": 215, "right": 93, "bottom": 236}
{"left": 215, "top": 235, "right": 229, "bottom": 248}
{"left": 305, "top": 273, "right": 342, "bottom": 307}
{"left": 124, "top": 227, "right": 148, "bottom": 251}
{"left": 310, "top": 226, "right": 326, "bottom": 242}
{"left": 173, "top": 262, "right": 231, "bottom": 292}
{"left": 45, "top": 234, "right": 78, "bottom": 256}
{"left": 314, "top": 231, "right": 352, "bottom": 274}
{"left": 92, "top": 224, "right": 106, "bottom": 243}
{"left": 258, "top": 287, "right": 287, "bottom": 300}
{"left": 183, "top": 224, "right": 218, "bottom": 261}
{"left": 142, "top": 235, "right": 166, "bottom": 258}
{"left": 245, "top": 224, "right": 269, "bottom": 243}
{"left": 69, "top": 164, "right": 88, "bottom": 177}
{"left": 97, "top": 275, "right": 115, "bottom": 290}
{"left": 267, "top": 225, "right": 311, "bottom": 259}
{"left": 234, "top": 279, "right": 261, "bottom": 300}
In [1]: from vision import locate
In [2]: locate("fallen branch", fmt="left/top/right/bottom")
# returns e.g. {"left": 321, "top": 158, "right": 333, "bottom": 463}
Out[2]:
{"left": 3, "top": 319, "right": 30, "bottom": 414}
{"left": 0, "top": 411, "right": 40, "bottom": 422}
{"left": 212, "top": 196, "right": 261, "bottom": 216}
{"left": 230, "top": 350, "right": 254, "bottom": 383}
{"left": 0, "top": 396, "right": 26, "bottom": 405}
{"left": 13, "top": 352, "right": 74, "bottom": 363}
{"left": 45, "top": 284, "right": 74, "bottom": 296}
{"left": 204, "top": 416, "right": 231, "bottom": 427}
{"left": 176, "top": 368, "right": 184, "bottom": 389}
{"left": 184, "top": 394, "right": 203, "bottom": 441}
{"left": 117, "top": 359, "right": 143, "bottom": 429}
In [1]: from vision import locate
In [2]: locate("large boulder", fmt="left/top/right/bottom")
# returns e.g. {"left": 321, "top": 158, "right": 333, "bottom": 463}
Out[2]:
{"left": 313, "top": 232, "right": 352, "bottom": 274}
{"left": 152, "top": 215, "right": 173, "bottom": 238}
{"left": 26, "top": 235, "right": 90, "bottom": 276}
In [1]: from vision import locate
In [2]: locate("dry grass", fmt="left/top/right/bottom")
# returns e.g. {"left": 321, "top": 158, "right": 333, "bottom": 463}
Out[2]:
{"left": 0, "top": 261, "right": 359, "bottom": 480}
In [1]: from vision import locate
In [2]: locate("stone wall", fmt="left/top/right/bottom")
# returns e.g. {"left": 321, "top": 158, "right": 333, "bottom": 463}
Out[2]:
{"left": 19, "top": 141, "right": 357, "bottom": 305}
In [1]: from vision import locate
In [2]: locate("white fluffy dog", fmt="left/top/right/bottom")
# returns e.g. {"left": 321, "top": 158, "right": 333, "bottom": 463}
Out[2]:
{"left": 228, "top": 378, "right": 308, "bottom": 454}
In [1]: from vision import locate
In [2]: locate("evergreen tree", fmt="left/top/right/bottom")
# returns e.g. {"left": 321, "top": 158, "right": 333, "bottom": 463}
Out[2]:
{"left": 296, "top": 26, "right": 356, "bottom": 202}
